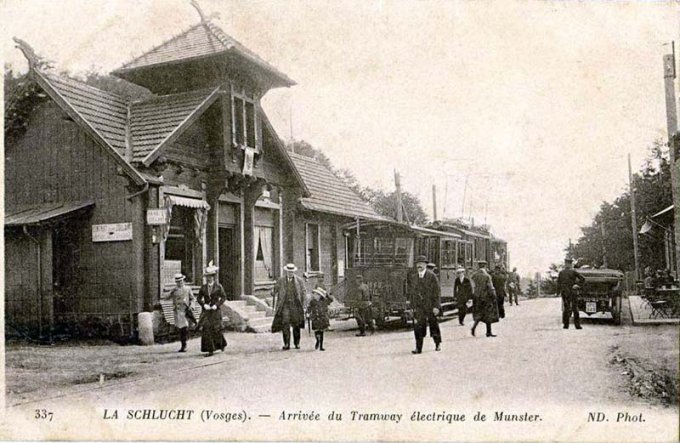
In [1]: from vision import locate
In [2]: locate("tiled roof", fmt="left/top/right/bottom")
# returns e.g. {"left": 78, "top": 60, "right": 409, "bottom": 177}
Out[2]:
{"left": 288, "top": 152, "right": 383, "bottom": 220}
{"left": 130, "top": 88, "right": 218, "bottom": 162}
{"left": 45, "top": 73, "right": 128, "bottom": 155}
{"left": 115, "top": 21, "right": 294, "bottom": 87}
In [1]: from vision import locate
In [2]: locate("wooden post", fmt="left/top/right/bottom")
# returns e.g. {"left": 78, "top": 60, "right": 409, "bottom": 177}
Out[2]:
{"left": 432, "top": 184, "right": 438, "bottom": 221}
{"left": 628, "top": 153, "right": 641, "bottom": 281}
{"left": 663, "top": 52, "right": 680, "bottom": 279}
{"left": 395, "top": 170, "right": 403, "bottom": 223}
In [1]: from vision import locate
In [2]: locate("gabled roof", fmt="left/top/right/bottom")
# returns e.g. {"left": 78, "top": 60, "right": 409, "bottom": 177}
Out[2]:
{"left": 29, "top": 69, "right": 146, "bottom": 186}
{"left": 288, "top": 152, "right": 383, "bottom": 220}
{"left": 113, "top": 20, "right": 295, "bottom": 88}
{"left": 131, "top": 87, "right": 220, "bottom": 164}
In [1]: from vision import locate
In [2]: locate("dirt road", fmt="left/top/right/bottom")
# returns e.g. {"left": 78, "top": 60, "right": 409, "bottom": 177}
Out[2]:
{"left": 4, "top": 298, "right": 677, "bottom": 441}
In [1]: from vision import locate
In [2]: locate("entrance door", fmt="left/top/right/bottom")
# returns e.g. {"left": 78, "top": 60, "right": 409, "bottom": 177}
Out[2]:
{"left": 219, "top": 227, "right": 238, "bottom": 299}
{"left": 52, "top": 224, "right": 80, "bottom": 318}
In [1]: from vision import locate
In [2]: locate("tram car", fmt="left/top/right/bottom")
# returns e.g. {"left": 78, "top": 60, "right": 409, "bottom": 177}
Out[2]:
{"left": 342, "top": 220, "right": 463, "bottom": 325}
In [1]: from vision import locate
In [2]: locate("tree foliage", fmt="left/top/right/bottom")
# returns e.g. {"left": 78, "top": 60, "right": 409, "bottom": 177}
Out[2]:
{"left": 571, "top": 142, "right": 672, "bottom": 272}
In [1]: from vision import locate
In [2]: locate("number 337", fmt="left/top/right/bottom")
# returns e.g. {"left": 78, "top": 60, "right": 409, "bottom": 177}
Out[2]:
{"left": 34, "top": 409, "right": 54, "bottom": 421}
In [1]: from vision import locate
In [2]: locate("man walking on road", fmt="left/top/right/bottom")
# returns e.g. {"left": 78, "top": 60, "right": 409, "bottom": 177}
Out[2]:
{"left": 491, "top": 265, "right": 508, "bottom": 318}
{"left": 557, "top": 258, "right": 586, "bottom": 330}
{"left": 409, "top": 255, "right": 442, "bottom": 354}
{"left": 453, "top": 266, "right": 473, "bottom": 326}
{"left": 271, "top": 263, "right": 307, "bottom": 350}
{"left": 354, "top": 275, "right": 374, "bottom": 336}
{"left": 507, "top": 267, "right": 521, "bottom": 306}
{"left": 471, "top": 261, "right": 499, "bottom": 338}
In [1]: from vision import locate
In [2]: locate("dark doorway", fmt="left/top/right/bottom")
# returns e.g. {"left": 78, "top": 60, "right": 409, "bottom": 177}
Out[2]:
{"left": 219, "top": 226, "right": 238, "bottom": 299}
{"left": 52, "top": 223, "right": 81, "bottom": 317}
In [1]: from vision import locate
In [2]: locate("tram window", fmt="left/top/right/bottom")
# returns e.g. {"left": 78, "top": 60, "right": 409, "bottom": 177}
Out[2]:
{"left": 374, "top": 237, "right": 395, "bottom": 266}
{"left": 441, "top": 240, "right": 456, "bottom": 267}
{"left": 395, "top": 238, "right": 414, "bottom": 267}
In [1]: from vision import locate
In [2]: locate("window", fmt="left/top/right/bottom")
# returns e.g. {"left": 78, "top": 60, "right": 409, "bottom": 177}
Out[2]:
{"left": 306, "top": 224, "right": 320, "bottom": 272}
{"left": 441, "top": 240, "right": 457, "bottom": 267}
{"left": 254, "top": 226, "right": 274, "bottom": 282}
{"left": 231, "top": 91, "right": 258, "bottom": 150}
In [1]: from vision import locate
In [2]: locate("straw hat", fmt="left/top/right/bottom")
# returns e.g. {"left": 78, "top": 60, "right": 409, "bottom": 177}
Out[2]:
{"left": 283, "top": 263, "right": 298, "bottom": 272}
{"left": 204, "top": 260, "right": 219, "bottom": 276}
{"left": 312, "top": 287, "right": 327, "bottom": 297}
{"left": 174, "top": 273, "right": 185, "bottom": 282}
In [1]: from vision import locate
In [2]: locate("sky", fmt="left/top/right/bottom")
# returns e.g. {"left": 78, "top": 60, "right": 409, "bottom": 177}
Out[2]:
{"left": 3, "top": 0, "right": 679, "bottom": 276}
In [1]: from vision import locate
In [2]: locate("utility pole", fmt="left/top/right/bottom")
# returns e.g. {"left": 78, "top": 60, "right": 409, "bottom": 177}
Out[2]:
{"left": 461, "top": 174, "right": 469, "bottom": 218}
{"left": 628, "top": 153, "right": 641, "bottom": 280}
{"left": 432, "top": 184, "right": 438, "bottom": 221}
{"left": 663, "top": 47, "right": 680, "bottom": 279}
{"left": 600, "top": 222, "right": 608, "bottom": 268}
{"left": 395, "top": 170, "right": 403, "bottom": 223}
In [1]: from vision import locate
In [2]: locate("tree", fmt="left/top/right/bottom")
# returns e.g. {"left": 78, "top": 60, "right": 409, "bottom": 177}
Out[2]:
{"left": 571, "top": 142, "right": 672, "bottom": 272}
{"left": 362, "top": 188, "right": 429, "bottom": 225}
{"left": 80, "top": 68, "right": 152, "bottom": 100}
{"left": 525, "top": 280, "right": 538, "bottom": 298}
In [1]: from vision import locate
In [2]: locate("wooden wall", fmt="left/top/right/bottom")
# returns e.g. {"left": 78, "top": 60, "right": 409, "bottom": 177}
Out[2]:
{"left": 5, "top": 101, "right": 145, "bottom": 329}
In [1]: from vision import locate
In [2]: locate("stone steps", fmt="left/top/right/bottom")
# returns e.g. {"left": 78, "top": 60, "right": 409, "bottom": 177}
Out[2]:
{"left": 222, "top": 297, "right": 274, "bottom": 333}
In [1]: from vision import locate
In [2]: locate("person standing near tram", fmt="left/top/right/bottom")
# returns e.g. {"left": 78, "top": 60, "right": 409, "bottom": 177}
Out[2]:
{"left": 453, "top": 266, "right": 473, "bottom": 326}
{"left": 470, "top": 260, "right": 499, "bottom": 338}
{"left": 408, "top": 255, "right": 442, "bottom": 354}
{"left": 507, "top": 267, "right": 521, "bottom": 306}
{"left": 271, "top": 263, "right": 307, "bottom": 350}
{"left": 354, "top": 275, "right": 375, "bottom": 336}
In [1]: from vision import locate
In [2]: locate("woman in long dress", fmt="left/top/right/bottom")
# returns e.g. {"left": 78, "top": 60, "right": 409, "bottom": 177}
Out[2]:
{"left": 197, "top": 263, "right": 227, "bottom": 357}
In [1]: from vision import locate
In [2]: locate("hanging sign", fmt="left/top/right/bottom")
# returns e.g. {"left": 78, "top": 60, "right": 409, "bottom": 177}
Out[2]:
{"left": 242, "top": 146, "right": 255, "bottom": 176}
{"left": 92, "top": 223, "right": 133, "bottom": 242}
{"left": 146, "top": 209, "right": 167, "bottom": 225}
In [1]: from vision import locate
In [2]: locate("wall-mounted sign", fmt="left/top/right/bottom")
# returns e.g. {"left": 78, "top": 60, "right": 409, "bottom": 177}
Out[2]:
{"left": 92, "top": 223, "right": 133, "bottom": 242}
{"left": 146, "top": 209, "right": 167, "bottom": 225}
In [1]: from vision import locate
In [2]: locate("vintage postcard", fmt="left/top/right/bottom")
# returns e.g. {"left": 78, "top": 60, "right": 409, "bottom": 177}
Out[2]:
{"left": 1, "top": 0, "right": 679, "bottom": 441}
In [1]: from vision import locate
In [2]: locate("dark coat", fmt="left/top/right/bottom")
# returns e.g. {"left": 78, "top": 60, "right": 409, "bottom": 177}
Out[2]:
{"left": 492, "top": 270, "right": 508, "bottom": 299}
{"left": 453, "top": 276, "right": 473, "bottom": 308}
{"left": 557, "top": 268, "right": 585, "bottom": 297}
{"left": 271, "top": 274, "right": 307, "bottom": 332}
{"left": 471, "top": 268, "right": 499, "bottom": 324}
{"left": 197, "top": 282, "right": 227, "bottom": 353}
{"left": 408, "top": 269, "right": 442, "bottom": 319}
{"left": 308, "top": 295, "right": 333, "bottom": 331}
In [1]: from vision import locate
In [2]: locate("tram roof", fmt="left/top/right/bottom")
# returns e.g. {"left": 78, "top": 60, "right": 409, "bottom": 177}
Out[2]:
{"left": 342, "top": 219, "right": 461, "bottom": 239}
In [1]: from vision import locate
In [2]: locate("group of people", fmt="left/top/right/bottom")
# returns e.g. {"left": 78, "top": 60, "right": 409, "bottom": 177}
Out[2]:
{"left": 166, "top": 262, "right": 228, "bottom": 357}
{"left": 644, "top": 266, "right": 677, "bottom": 290}
{"left": 166, "top": 257, "right": 526, "bottom": 356}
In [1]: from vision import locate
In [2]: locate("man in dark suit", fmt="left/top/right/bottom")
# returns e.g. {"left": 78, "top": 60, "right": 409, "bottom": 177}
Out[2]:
{"left": 453, "top": 266, "right": 473, "bottom": 326}
{"left": 271, "top": 263, "right": 307, "bottom": 350}
{"left": 409, "top": 255, "right": 442, "bottom": 354}
{"left": 557, "top": 258, "right": 586, "bottom": 329}
{"left": 354, "top": 275, "right": 374, "bottom": 336}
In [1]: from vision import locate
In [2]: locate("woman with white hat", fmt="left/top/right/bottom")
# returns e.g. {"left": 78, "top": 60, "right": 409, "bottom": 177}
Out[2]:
{"left": 167, "top": 273, "right": 195, "bottom": 352}
{"left": 197, "top": 262, "right": 227, "bottom": 356}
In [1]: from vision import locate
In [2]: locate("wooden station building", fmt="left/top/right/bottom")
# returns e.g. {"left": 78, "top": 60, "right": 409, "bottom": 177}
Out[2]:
{"left": 5, "top": 16, "right": 315, "bottom": 339}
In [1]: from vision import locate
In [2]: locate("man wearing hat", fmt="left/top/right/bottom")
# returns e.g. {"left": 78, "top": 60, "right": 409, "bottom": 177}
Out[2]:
{"left": 197, "top": 262, "right": 228, "bottom": 356}
{"left": 470, "top": 260, "right": 499, "bottom": 337}
{"left": 354, "top": 275, "right": 374, "bottom": 336}
{"left": 408, "top": 255, "right": 442, "bottom": 354}
{"left": 271, "top": 263, "right": 306, "bottom": 350}
{"left": 557, "top": 258, "right": 585, "bottom": 329}
{"left": 507, "top": 267, "right": 521, "bottom": 306}
{"left": 167, "top": 273, "right": 195, "bottom": 352}
{"left": 453, "top": 266, "right": 473, "bottom": 326}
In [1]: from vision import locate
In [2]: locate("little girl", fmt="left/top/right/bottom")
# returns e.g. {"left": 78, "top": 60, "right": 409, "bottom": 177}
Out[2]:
{"left": 308, "top": 287, "right": 333, "bottom": 351}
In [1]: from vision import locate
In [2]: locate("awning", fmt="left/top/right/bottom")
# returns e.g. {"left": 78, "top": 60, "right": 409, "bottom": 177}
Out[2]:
{"left": 5, "top": 200, "right": 95, "bottom": 227}
{"left": 165, "top": 195, "right": 210, "bottom": 210}
{"left": 652, "top": 205, "right": 674, "bottom": 219}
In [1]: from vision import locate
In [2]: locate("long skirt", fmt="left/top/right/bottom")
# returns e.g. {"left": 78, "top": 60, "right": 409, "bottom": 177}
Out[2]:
{"left": 200, "top": 310, "right": 227, "bottom": 353}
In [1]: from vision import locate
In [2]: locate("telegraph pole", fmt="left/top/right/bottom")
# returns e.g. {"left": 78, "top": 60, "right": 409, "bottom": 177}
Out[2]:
{"left": 663, "top": 47, "right": 680, "bottom": 279}
{"left": 628, "top": 153, "right": 641, "bottom": 280}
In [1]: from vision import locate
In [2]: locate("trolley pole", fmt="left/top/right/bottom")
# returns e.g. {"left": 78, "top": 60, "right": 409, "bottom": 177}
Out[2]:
{"left": 432, "top": 184, "right": 438, "bottom": 221}
{"left": 628, "top": 153, "right": 641, "bottom": 281}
